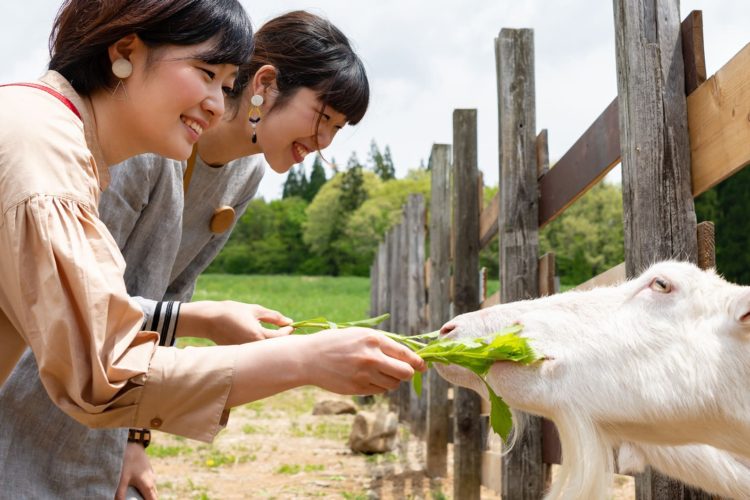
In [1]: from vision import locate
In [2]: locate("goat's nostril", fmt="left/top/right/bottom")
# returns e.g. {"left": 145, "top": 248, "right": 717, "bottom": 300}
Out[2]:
{"left": 440, "top": 322, "right": 456, "bottom": 335}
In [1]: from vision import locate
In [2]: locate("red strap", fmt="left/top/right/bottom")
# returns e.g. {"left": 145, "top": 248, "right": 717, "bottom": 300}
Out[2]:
{"left": 1, "top": 82, "right": 82, "bottom": 121}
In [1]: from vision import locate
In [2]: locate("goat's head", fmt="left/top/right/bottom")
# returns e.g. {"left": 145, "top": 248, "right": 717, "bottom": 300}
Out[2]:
{"left": 437, "top": 260, "right": 750, "bottom": 458}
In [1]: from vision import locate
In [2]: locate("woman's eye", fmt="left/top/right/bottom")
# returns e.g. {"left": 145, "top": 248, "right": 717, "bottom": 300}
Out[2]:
{"left": 201, "top": 68, "right": 216, "bottom": 80}
{"left": 321, "top": 113, "right": 331, "bottom": 121}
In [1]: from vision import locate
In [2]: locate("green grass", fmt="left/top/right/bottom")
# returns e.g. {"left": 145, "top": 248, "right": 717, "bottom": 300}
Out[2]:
{"left": 146, "top": 443, "right": 193, "bottom": 458}
{"left": 193, "top": 274, "right": 372, "bottom": 323}
{"left": 179, "top": 274, "right": 373, "bottom": 347}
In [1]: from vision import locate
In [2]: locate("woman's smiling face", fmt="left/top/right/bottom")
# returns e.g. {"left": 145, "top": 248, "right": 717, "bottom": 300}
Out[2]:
{"left": 115, "top": 37, "right": 238, "bottom": 160}
{"left": 254, "top": 86, "right": 347, "bottom": 173}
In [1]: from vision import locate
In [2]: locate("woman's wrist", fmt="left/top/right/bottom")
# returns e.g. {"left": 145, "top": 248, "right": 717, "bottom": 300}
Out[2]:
{"left": 174, "top": 301, "right": 215, "bottom": 342}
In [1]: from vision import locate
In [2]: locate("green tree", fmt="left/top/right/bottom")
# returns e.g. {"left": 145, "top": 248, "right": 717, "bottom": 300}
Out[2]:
{"left": 368, "top": 140, "right": 395, "bottom": 181}
{"left": 339, "top": 153, "right": 367, "bottom": 212}
{"left": 709, "top": 167, "right": 750, "bottom": 284}
{"left": 382, "top": 146, "right": 396, "bottom": 179}
{"left": 539, "top": 182, "right": 624, "bottom": 286}
{"left": 338, "top": 169, "right": 430, "bottom": 276}
{"left": 207, "top": 197, "right": 310, "bottom": 275}
{"left": 305, "top": 154, "right": 327, "bottom": 202}
{"left": 303, "top": 168, "right": 381, "bottom": 275}
{"left": 282, "top": 164, "right": 308, "bottom": 199}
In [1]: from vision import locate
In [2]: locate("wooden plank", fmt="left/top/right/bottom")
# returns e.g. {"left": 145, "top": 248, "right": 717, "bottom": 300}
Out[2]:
{"left": 541, "top": 418, "right": 562, "bottom": 465}
{"left": 574, "top": 262, "right": 626, "bottom": 292}
{"left": 479, "top": 192, "right": 500, "bottom": 248}
{"left": 452, "top": 108, "right": 483, "bottom": 499}
{"left": 397, "top": 210, "right": 412, "bottom": 423}
{"left": 481, "top": 451, "right": 503, "bottom": 493}
{"left": 697, "top": 221, "right": 716, "bottom": 270}
{"left": 614, "top": 1, "right": 700, "bottom": 498}
{"left": 615, "top": 0, "right": 698, "bottom": 275}
{"left": 537, "top": 252, "right": 562, "bottom": 483}
{"left": 496, "top": 27, "right": 545, "bottom": 500}
{"left": 376, "top": 242, "right": 388, "bottom": 325}
{"left": 406, "top": 194, "right": 427, "bottom": 436}
{"left": 689, "top": 43, "right": 750, "bottom": 197}
{"left": 385, "top": 228, "right": 397, "bottom": 411}
{"left": 538, "top": 252, "right": 556, "bottom": 296}
{"left": 369, "top": 255, "right": 378, "bottom": 319}
{"left": 536, "top": 129, "right": 550, "bottom": 178}
{"left": 538, "top": 97, "right": 620, "bottom": 228}
{"left": 426, "top": 143, "right": 452, "bottom": 479}
{"left": 681, "top": 10, "right": 706, "bottom": 95}
{"left": 481, "top": 291, "right": 500, "bottom": 309}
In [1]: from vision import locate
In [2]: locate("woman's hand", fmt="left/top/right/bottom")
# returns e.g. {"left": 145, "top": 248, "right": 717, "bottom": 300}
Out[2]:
{"left": 178, "top": 301, "right": 293, "bottom": 344}
{"left": 225, "top": 328, "right": 426, "bottom": 407}
{"left": 301, "top": 327, "right": 426, "bottom": 394}
{"left": 115, "top": 442, "right": 157, "bottom": 500}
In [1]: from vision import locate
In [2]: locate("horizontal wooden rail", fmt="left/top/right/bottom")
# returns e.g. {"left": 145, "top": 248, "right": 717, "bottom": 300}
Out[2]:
{"left": 689, "top": 42, "right": 750, "bottom": 196}
{"left": 539, "top": 98, "right": 621, "bottom": 228}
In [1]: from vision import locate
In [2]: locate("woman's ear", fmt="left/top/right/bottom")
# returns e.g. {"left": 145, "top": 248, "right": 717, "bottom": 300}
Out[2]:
{"left": 107, "top": 34, "right": 140, "bottom": 66}
{"left": 251, "top": 65, "right": 278, "bottom": 98}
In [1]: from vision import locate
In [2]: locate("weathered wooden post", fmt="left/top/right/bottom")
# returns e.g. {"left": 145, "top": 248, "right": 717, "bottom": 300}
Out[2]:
{"left": 426, "top": 144, "right": 452, "bottom": 478}
{"left": 406, "top": 194, "right": 427, "bottom": 434}
{"left": 496, "top": 28, "right": 545, "bottom": 499}
{"left": 613, "top": 1, "right": 709, "bottom": 498}
{"left": 452, "top": 109, "right": 482, "bottom": 499}
{"left": 395, "top": 213, "right": 412, "bottom": 421}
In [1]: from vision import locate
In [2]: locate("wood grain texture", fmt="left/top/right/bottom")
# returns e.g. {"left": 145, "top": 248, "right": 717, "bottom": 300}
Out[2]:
{"left": 614, "top": 0, "right": 703, "bottom": 497}
{"left": 426, "top": 144, "right": 452, "bottom": 478}
{"left": 496, "top": 27, "right": 545, "bottom": 500}
{"left": 452, "top": 109, "right": 483, "bottom": 499}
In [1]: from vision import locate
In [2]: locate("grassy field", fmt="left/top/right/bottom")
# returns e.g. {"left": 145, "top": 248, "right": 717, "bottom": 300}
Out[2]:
{"left": 194, "top": 274, "right": 373, "bottom": 324}
{"left": 179, "top": 274, "right": 374, "bottom": 347}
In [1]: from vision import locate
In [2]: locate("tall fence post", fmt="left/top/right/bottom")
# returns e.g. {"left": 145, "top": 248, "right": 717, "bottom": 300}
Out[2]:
{"left": 406, "top": 194, "right": 427, "bottom": 434}
{"left": 452, "top": 109, "right": 482, "bottom": 499}
{"left": 395, "top": 212, "right": 412, "bottom": 421}
{"left": 613, "top": 1, "right": 706, "bottom": 498}
{"left": 496, "top": 27, "right": 545, "bottom": 499}
{"left": 426, "top": 144, "right": 452, "bottom": 478}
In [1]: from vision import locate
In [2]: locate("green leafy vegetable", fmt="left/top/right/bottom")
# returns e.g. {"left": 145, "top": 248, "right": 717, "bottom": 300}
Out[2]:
{"left": 290, "top": 313, "right": 539, "bottom": 442}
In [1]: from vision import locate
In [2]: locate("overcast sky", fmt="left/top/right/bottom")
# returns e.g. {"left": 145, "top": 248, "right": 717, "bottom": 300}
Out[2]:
{"left": 1, "top": 1, "right": 747, "bottom": 200}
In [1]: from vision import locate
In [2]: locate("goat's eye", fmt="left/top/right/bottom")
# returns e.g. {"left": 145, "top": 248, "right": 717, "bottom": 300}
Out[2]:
{"left": 649, "top": 277, "right": 672, "bottom": 293}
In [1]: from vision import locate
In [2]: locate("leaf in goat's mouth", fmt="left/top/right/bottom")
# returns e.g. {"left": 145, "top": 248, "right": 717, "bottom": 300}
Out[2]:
{"left": 290, "top": 314, "right": 539, "bottom": 442}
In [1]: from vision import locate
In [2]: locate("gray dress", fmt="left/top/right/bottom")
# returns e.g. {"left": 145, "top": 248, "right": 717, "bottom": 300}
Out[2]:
{"left": 0, "top": 153, "right": 265, "bottom": 498}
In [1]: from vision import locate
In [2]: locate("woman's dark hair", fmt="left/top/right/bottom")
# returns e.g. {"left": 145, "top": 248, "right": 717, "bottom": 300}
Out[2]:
{"left": 244, "top": 10, "right": 369, "bottom": 125}
{"left": 49, "top": 0, "right": 253, "bottom": 95}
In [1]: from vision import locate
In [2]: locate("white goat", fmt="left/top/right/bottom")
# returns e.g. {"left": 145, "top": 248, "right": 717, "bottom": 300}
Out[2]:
{"left": 436, "top": 261, "right": 750, "bottom": 499}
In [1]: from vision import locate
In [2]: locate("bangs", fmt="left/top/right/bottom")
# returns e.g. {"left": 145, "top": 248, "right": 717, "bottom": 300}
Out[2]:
{"left": 140, "top": 0, "right": 253, "bottom": 67}
{"left": 317, "top": 58, "right": 369, "bottom": 125}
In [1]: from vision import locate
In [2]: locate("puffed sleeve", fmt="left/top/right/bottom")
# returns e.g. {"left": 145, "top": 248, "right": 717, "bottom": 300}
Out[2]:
{"left": 0, "top": 85, "right": 236, "bottom": 442}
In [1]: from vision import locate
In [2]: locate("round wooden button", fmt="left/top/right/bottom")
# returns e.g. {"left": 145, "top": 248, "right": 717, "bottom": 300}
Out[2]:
{"left": 149, "top": 417, "right": 163, "bottom": 428}
{"left": 210, "top": 206, "right": 235, "bottom": 234}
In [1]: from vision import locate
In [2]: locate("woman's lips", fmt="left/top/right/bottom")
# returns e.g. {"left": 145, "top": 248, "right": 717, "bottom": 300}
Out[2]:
{"left": 292, "top": 142, "right": 310, "bottom": 163}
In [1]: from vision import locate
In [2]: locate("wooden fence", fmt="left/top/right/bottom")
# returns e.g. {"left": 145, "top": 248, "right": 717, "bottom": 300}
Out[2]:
{"left": 370, "top": 1, "right": 750, "bottom": 498}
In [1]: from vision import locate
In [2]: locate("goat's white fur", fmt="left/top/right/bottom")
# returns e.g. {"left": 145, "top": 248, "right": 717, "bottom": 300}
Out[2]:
{"left": 436, "top": 261, "right": 750, "bottom": 499}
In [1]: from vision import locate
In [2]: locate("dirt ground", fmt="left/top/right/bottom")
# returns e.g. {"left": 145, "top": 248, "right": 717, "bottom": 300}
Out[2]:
{"left": 150, "top": 386, "right": 634, "bottom": 499}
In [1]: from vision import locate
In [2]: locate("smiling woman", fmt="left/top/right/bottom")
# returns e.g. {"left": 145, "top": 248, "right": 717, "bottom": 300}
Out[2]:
{"left": 204, "top": 9, "right": 371, "bottom": 173}
{"left": 0, "top": 3, "right": 425, "bottom": 499}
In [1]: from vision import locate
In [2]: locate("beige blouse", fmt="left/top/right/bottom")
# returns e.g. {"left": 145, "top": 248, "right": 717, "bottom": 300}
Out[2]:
{"left": 0, "top": 71, "right": 235, "bottom": 442}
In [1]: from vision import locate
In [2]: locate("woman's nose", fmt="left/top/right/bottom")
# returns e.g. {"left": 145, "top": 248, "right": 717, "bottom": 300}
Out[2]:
{"left": 316, "top": 126, "right": 335, "bottom": 150}
{"left": 202, "top": 89, "right": 226, "bottom": 125}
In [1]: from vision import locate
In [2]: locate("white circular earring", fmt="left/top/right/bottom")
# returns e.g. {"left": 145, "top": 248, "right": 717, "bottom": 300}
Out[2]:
{"left": 250, "top": 94, "right": 264, "bottom": 107}
{"left": 112, "top": 58, "right": 133, "bottom": 79}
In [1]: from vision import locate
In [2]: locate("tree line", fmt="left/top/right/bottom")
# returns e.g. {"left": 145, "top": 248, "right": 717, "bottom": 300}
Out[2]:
{"left": 207, "top": 140, "right": 750, "bottom": 287}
